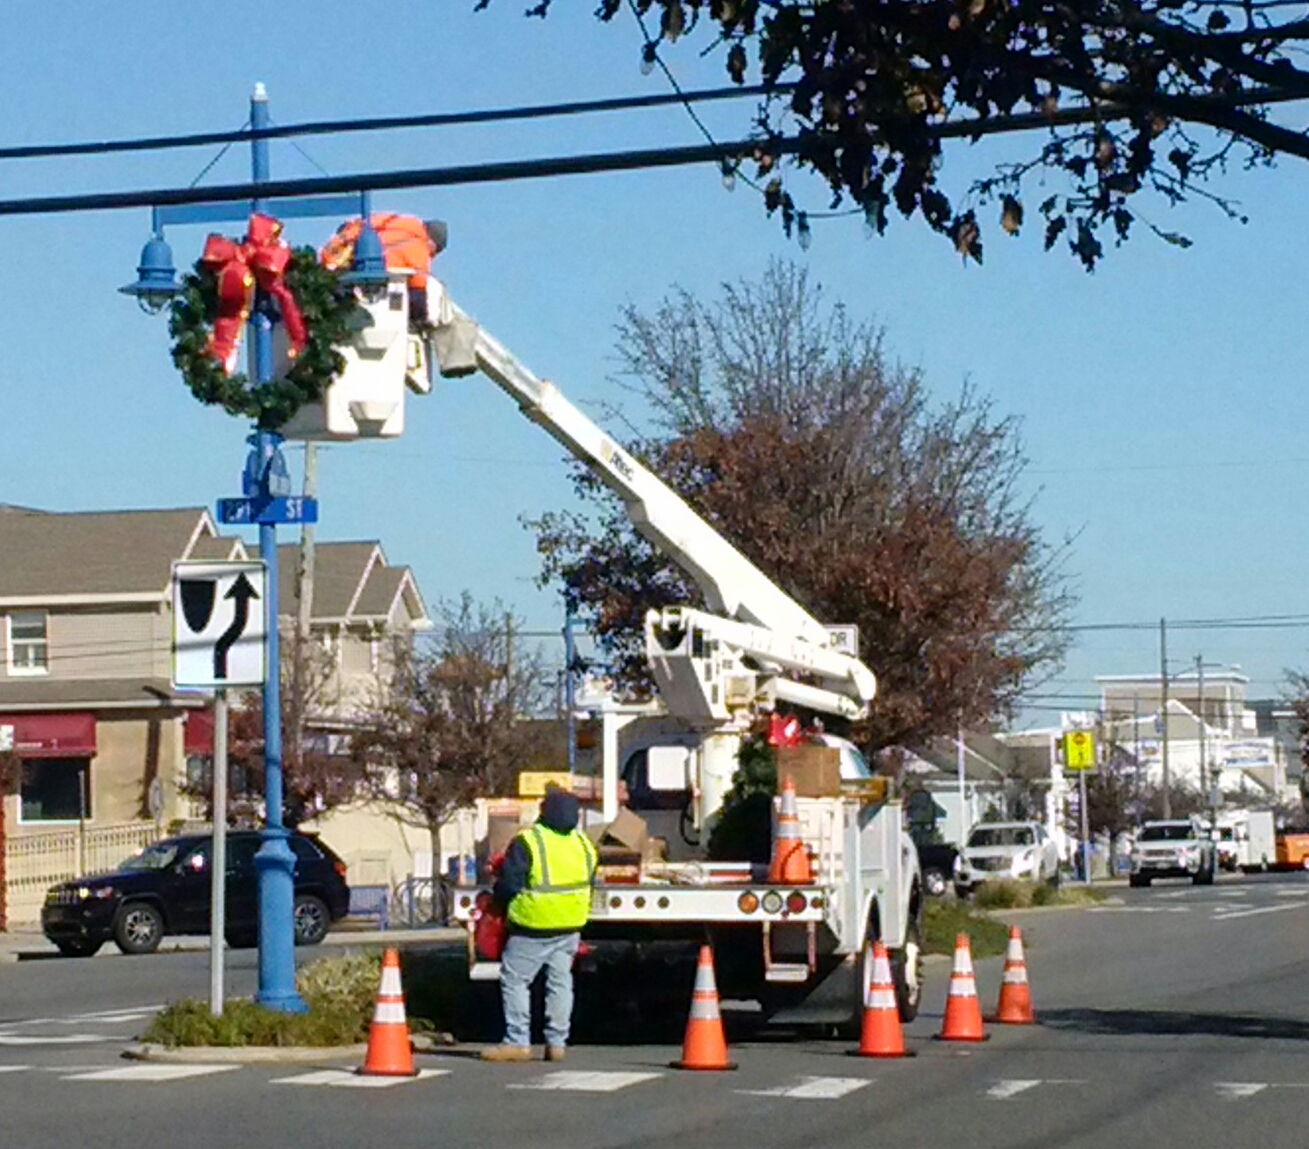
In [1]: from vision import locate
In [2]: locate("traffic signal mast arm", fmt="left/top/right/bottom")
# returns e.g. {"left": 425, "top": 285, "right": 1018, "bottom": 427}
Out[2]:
{"left": 425, "top": 291, "right": 877, "bottom": 724}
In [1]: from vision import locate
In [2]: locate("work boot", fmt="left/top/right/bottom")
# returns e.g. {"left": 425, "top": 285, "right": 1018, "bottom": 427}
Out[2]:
{"left": 481, "top": 1045, "right": 532, "bottom": 1063}
{"left": 545, "top": 1046, "right": 566, "bottom": 1062}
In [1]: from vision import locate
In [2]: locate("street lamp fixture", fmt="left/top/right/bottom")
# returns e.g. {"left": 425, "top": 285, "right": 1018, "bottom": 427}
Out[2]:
{"left": 339, "top": 192, "right": 389, "bottom": 302}
{"left": 119, "top": 214, "right": 180, "bottom": 315}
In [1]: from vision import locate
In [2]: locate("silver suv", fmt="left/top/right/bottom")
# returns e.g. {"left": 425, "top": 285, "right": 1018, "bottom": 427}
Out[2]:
{"left": 1129, "top": 819, "right": 1217, "bottom": 888}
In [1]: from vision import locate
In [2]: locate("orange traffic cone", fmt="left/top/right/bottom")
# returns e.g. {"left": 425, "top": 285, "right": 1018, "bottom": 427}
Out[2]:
{"left": 990, "top": 926, "right": 1035, "bottom": 1024}
{"left": 672, "top": 945, "right": 737, "bottom": 1071}
{"left": 768, "top": 774, "right": 813, "bottom": 885}
{"left": 851, "top": 941, "right": 909, "bottom": 1058}
{"left": 358, "top": 948, "right": 418, "bottom": 1076}
{"left": 937, "top": 933, "right": 987, "bottom": 1042}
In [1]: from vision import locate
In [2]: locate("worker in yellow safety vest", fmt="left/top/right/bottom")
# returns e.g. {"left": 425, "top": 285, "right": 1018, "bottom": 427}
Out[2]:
{"left": 482, "top": 787, "right": 598, "bottom": 1063}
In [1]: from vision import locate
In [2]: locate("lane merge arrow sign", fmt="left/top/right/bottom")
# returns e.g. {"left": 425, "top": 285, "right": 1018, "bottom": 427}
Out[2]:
{"left": 171, "top": 560, "right": 267, "bottom": 689}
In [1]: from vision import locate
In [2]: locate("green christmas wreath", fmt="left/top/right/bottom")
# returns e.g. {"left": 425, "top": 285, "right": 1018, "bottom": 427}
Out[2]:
{"left": 169, "top": 247, "right": 360, "bottom": 430}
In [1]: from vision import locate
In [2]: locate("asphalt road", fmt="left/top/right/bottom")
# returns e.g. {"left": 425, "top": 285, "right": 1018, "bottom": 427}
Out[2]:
{"left": 5, "top": 872, "right": 1309, "bottom": 1149}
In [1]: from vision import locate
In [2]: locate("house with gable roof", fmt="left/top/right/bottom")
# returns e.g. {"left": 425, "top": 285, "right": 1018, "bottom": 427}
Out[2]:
{"left": 0, "top": 505, "right": 429, "bottom": 926}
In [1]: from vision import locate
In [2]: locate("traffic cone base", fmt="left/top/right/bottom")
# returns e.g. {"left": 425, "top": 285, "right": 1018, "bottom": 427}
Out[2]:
{"left": 989, "top": 926, "right": 1036, "bottom": 1025}
{"left": 358, "top": 948, "right": 419, "bottom": 1077}
{"left": 849, "top": 942, "right": 913, "bottom": 1058}
{"left": 671, "top": 946, "right": 737, "bottom": 1071}
{"left": 937, "top": 933, "right": 989, "bottom": 1043}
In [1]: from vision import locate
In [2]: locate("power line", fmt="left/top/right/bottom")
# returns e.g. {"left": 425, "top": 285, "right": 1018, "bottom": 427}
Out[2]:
{"left": 0, "top": 85, "right": 789, "bottom": 163}
{"left": 0, "top": 138, "right": 807, "bottom": 218}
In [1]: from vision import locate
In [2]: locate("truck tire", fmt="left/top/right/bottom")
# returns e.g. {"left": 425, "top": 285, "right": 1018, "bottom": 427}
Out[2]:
{"left": 889, "top": 910, "right": 924, "bottom": 1023}
{"left": 923, "top": 867, "right": 948, "bottom": 898}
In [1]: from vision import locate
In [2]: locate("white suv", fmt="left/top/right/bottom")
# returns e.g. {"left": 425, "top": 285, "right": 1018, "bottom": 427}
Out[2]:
{"left": 1129, "top": 819, "right": 1217, "bottom": 887}
{"left": 954, "top": 821, "right": 1062, "bottom": 897}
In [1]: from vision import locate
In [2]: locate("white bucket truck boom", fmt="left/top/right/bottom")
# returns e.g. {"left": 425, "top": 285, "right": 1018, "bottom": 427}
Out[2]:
{"left": 420, "top": 282, "right": 922, "bottom": 1026}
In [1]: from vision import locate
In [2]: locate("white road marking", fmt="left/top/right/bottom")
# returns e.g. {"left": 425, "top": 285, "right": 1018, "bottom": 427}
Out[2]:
{"left": 1216, "top": 1082, "right": 1268, "bottom": 1099}
{"left": 1212, "top": 902, "right": 1307, "bottom": 921}
{"left": 508, "top": 1070, "right": 662, "bottom": 1093}
{"left": 271, "top": 1068, "right": 449, "bottom": 1088}
{"left": 63, "top": 1064, "right": 239, "bottom": 1082}
{"left": 0, "top": 1066, "right": 31, "bottom": 1074}
{"left": 738, "top": 1076, "right": 870, "bottom": 1100}
{"left": 987, "top": 1080, "right": 1043, "bottom": 1100}
{"left": 0, "top": 1006, "right": 162, "bottom": 1029}
{"left": 1276, "top": 888, "right": 1307, "bottom": 897}
{"left": 0, "top": 1034, "right": 113, "bottom": 1046}
{"left": 1088, "top": 906, "right": 1190, "bottom": 914}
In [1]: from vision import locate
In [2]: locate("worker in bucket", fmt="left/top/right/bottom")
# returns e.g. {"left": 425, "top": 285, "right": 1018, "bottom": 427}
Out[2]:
{"left": 482, "top": 786, "right": 598, "bottom": 1062}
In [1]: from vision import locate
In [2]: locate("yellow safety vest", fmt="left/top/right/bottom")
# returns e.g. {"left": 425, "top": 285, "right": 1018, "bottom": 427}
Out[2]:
{"left": 507, "top": 825, "right": 598, "bottom": 932}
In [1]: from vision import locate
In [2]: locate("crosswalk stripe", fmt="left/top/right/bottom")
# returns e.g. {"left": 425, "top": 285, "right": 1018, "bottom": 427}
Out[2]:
{"left": 987, "top": 1080, "right": 1043, "bottom": 1100}
{"left": 508, "top": 1071, "right": 661, "bottom": 1093}
{"left": 63, "top": 1064, "right": 239, "bottom": 1082}
{"left": 0, "top": 1034, "right": 113, "bottom": 1046}
{"left": 0, "top": 1066, "right": 31, "bottom": 1074}
{"left": 271, "top": 1068, "right": 449, "bottom": 1088}
{"left": 1216, "top": 1082, "right": 1268, "bottom": 1099}
{"left": 738, "top": 1076, "right": 870, "bottom": 1100}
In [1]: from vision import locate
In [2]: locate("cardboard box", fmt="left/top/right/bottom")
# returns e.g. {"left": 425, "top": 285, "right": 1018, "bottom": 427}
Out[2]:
{"left": 587, "top": 807, "right": 650, "bottom": 867}
{"left": 775, "top": 744, "right": 842, "bottom": 798}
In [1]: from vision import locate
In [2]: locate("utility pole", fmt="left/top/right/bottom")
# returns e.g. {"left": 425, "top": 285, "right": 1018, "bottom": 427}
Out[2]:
{"left": 1196, "top": 654, "right": 1206, "bottom": 804}
{"left": 504, "top": 612, "right": 515, "bottom": 718}
{"left": 293, "top": 442, "right": 318, "bottom": 781}
{"left": 563, "top": 605, "right": 577, "bottom": 775}
{"left": 1160, "top": 617, "right": 1171, "bottom": 818}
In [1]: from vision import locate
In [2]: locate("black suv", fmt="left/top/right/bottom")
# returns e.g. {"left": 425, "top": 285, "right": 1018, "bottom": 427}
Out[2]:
{"left": 41, "top": 831, "right": 351, "bottom": 957}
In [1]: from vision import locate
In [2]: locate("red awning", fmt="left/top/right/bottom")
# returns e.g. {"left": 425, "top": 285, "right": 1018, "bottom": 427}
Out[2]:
{"left": 184, "top": 709, "right": 215, "bottom": 756}
{"left": 5, "top": 712, "right": 96, "bottom": 758}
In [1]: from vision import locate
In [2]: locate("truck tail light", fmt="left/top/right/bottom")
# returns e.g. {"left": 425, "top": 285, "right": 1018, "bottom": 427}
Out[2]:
{"left": 785, "top": 892, "right": 807, "bottom": 914}
{"left": 737, "top": 892, "right": 759, "bottom": 914}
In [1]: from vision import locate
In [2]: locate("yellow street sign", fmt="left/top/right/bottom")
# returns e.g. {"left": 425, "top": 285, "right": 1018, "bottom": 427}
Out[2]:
{"left": 1063, "top": 730, "right": 1097, "bottom": 772}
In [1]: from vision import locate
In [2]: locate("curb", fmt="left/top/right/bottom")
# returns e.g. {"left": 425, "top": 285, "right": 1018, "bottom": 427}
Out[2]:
{"left": 123, "top": 1031, "right": 452, "bottom": 1064}
{"left": 0, "top": 926, "right": 464, "bottom": 964}
{"left": 978, "top": 896, "right": 1120, "bottom": 918}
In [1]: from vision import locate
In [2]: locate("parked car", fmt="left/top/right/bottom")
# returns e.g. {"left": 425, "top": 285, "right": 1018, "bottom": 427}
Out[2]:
{"left": 41, "top": 830, "right": 351, "bottom": 957}
{"left": 916, "top": 841, "right": 959, "bottom": 898}
{"left": 1129, "top": 819, "right": 1217, "bottom": 887}
{"left": 954, "top": 821, "right": 1061, "bottom": 898}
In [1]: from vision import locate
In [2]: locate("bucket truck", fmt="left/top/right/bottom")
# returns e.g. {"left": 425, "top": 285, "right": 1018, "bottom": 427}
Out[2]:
{"left": 414, "top": 283, "right": 923, "bottom": 1027}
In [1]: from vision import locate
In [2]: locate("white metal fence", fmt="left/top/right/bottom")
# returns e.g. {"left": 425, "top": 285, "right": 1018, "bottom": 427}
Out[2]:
{"left": 4, "top": 821, "right": 163, "bottom": 925}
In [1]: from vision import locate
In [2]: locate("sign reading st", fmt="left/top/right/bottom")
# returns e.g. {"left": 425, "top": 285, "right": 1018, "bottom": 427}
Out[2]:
{"left": 171, "top": 561, "right": 267, "bottom": 689}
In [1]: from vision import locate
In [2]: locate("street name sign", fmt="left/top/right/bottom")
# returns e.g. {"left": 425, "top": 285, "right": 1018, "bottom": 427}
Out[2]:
{"left": 216, "top": 495, "right": 318, "bottom": 526}
{"left": 171, "top": 560, "right": 267, "bottom": 689}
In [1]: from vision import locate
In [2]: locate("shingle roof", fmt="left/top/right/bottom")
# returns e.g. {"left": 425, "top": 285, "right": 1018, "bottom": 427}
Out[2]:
{"left": 0, "top": 677, "right": 206, "bottom": 710}
{"left": 353, "top": 566, "right": 407, "bottom": 620}
{"left": 0, "top": 506, "right": 213, "bottom": 598}
{"left": 268, "top": 542, "right": 381, "bottom": 620}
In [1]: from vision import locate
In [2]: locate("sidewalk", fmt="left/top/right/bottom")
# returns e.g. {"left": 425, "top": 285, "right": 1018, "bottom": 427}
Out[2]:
{"left": 0, "top": 924, "right": 464, "bottom": 963}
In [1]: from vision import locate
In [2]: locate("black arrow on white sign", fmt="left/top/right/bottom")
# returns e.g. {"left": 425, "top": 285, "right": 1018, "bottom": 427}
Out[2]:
{"left": 213, "top": 573, "right": 259, "bottom": 680}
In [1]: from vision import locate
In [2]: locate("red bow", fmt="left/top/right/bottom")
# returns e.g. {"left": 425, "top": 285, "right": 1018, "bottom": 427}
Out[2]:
{"left": 200, "top": 213, "right": 307, "bottom": 373}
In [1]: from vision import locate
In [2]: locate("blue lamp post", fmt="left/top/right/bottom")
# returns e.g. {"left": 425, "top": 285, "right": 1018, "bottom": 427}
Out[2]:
{"left": 123, "top": 83, "right": 388, "bottom": 1013}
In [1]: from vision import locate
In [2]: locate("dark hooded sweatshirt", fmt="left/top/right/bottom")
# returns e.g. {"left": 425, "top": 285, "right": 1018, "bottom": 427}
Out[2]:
{"left": 494, "top": 789, "right": 588, "bottom": 937}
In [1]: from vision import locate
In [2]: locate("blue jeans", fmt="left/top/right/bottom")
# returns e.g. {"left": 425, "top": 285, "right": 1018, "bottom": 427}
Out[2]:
{"left": 499, "top": 932, "right": 580, "bottom": 1049}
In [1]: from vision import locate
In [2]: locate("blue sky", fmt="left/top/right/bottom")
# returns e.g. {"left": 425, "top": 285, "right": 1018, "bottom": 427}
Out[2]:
{"left": 3, "top": 3, "right": 1308, "bottom": 727}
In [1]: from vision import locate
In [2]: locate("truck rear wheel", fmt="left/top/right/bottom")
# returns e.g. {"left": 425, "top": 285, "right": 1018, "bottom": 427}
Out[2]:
{"left": 889, "top": 920, "right": 923, "bottom": 1023}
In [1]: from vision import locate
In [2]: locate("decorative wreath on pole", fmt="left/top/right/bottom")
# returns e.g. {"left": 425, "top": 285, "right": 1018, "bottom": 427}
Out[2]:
{"left": 168, "top": 213, "right": 360, "bottom": 429}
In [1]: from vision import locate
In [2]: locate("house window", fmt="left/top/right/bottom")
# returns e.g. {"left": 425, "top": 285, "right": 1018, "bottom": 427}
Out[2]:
{"left": 8, "top": 612, "right": 48, "bottom": 674}
{"left": 20, "top": 757, "right": 91, "bottom": 823}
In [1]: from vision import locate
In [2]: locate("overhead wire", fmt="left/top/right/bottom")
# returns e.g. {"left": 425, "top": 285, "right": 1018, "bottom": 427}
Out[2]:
{"left": 0, "top": 85, "right": 792, "bottom": 163}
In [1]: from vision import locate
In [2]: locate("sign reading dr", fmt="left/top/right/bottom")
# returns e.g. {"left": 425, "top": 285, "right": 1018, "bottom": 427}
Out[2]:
{"left": 171, "top": 560, "right": 267, "bottom": 689}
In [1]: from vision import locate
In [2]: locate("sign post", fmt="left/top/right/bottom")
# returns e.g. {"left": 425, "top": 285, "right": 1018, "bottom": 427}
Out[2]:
{"left": 172, "top": 559, "right": 267, "bottom": 1017}
{"left": 210, "top": 690, "right": 228, "bottom": 1017}
{"left": 1062, "top": 730, "right": 1097, "bottom": 884}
